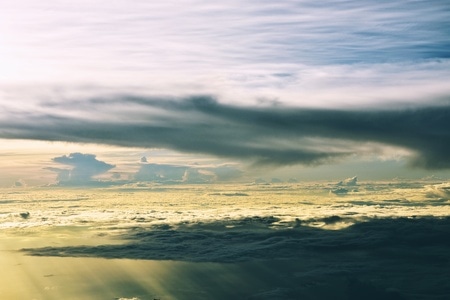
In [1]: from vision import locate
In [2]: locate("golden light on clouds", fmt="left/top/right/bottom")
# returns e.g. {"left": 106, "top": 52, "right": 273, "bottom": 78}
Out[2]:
{"left": 0, "top": 1, "right": 449, "bottom": 298}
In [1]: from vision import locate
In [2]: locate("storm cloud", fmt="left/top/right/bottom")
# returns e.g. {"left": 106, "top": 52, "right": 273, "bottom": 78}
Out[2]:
{"left": 2, "top": 96, "right": 450, "bottom": 169}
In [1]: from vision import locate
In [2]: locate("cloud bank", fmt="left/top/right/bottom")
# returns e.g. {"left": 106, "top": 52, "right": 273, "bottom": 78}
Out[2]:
{"left": 3, "top": 96, "right": 450, "bottom": 169}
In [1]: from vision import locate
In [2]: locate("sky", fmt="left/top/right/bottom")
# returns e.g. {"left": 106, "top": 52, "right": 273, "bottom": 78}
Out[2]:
{"left": 1, "top": 0, "right": 450, "bottom": 187}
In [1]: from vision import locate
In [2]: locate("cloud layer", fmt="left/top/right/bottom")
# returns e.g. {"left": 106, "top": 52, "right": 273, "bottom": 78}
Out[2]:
{"left": 1, "top": 0, "right": 449, "bottom": 107}
{"left": 1, "top": 0, "right": 449, "bottom": 79}
{"left": 22, "top": 216, "right": 450, "bottom": 263}
{"left": 2, "top": 96, "right": 450, "bottom": 169}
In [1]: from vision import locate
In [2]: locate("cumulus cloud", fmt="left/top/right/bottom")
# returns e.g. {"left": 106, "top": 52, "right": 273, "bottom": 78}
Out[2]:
{"left": 135, "top": 163, "right": 187, "bottom": 183}
{"left": 134, "top": 162, "right": 242, "bottom": 183}
{"left": 47, "top": 153, "right": 115, "bottom": 186}
{"left": 337, "top": 176, "right": 358, "bottom": 186}
{"left": 331, "top": 176, "right": 361, "bottom": 194}
{"left": 3, "top": 96, "right": 450, "bottom": 169}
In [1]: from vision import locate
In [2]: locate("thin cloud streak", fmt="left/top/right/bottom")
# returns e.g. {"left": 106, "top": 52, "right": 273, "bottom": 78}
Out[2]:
{"left": 1, "top": 0, "right": 449, "bottom": 86}
{"left": 1, "top": 96, "right": 449, "bottom": 169}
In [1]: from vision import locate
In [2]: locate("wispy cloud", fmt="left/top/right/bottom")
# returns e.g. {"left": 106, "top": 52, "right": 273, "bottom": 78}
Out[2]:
{"left": 2, "top": 1, "right": 449, "bottom": 67}
{"left": 1, "top": 0, "right": 449, "bottom": 92}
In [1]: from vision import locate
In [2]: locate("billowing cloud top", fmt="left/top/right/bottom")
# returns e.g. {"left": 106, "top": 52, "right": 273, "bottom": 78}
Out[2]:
{"left": 47, "top": 153, "right": 115, "bottom": 185}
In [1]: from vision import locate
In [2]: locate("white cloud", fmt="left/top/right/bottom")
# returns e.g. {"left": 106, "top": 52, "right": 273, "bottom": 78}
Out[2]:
{"left": 0, "top": 0, "right": 448, "bottom": 107}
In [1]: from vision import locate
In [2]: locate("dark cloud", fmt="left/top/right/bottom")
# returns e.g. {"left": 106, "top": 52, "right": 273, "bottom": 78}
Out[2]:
{"left": 47, "top": 153, "right": 115, "bottom": 186}
{"left": 24, "top": 216, "right": 449, "bottom": 299}
{"left": 19, "top": 216, "right": 448, "bottom": 300}
{"left": 22, "top": 216, "right": 450, "bottom": 261}
{"left": 3, "top": 96, "right": 450, "bottom": 169}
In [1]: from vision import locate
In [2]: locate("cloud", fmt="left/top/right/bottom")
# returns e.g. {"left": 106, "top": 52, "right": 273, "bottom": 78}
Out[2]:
{"left": 337, "top": 176, "right": 358, "bottom": 186}
{"left": 13, "top": 179, "right": 26, "bottom": 187}
{"left": 330, "top": 187, "right": 350, "bottom": 195}
{"left": 21, "top": 216, "right": 450, "bottom": 265}
{"left": 330, "top": 176, "right": 358, "bottom": 195}
{"left": 135, "top": 163, "right": 187, "bottom": 183}
{"left": 1, "top": 0, "right": 450, "bottom": 117}
{"left": 425, "top": 182, "right": 450, "bottom": 200}
{"left": 21, "top": 215, "right": 449, "bottom": 299}
{"left": 182, "top": 168, "right": 214, "bottom": 184}
{"left": 1, "top": 1, "right": 450, "bottom": 176}
{"left": 210, "top": 165, "right": 243, "bottom": 181}
{"left": 3, "top": 96, "right": 450, "bottom": 169}
{"left": 47, "top": 153, "right": 115, "bottom": 186}
{"left": 1, "top": 0, "right": 449, "bottom": 80}
{"left": 134, "top": 162, "right": 242, "bottom": 183}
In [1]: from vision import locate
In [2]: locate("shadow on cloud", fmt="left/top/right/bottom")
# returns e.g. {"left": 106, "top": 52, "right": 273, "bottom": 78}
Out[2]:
{"left": 22, "top": 216, "right": 450, "bottom": 263}
{"left": 21, "top": 216, "right": 450, "bottom": 299}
